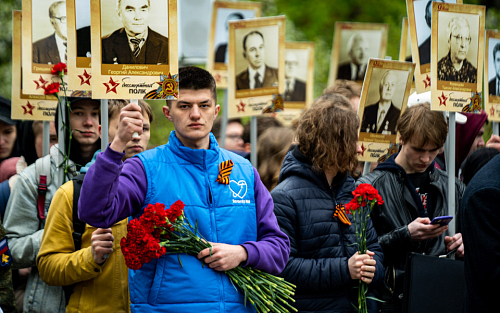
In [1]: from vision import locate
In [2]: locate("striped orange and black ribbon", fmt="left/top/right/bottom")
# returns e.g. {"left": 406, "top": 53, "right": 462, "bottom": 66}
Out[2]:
{"left": 334, "top": 204, "right": 351, "bottom": 226}
{"left": 216, "top": 160, "right": 234, "bottom": 185}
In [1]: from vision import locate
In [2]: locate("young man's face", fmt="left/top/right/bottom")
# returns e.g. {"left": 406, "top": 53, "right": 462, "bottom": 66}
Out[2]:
{"left": 244, "top": 34, "right": 265, "bottom": 70}
{"left": 397, "top": 137, "right": 441, "bottom": 174}
{"left": 118, "top": 0, "right": 150, "bottom": 37}
{"left": 69, "top": 99, "right": 100, "bottom": 147}
{"left": 163, "top": 89, "right": 219, "bottom": 149}
{"left": 0, "top": 121, "right": 17, "bottom": 160}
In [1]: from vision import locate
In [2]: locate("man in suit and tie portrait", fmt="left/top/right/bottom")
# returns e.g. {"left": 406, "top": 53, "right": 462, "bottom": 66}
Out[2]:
{"left": 33, "top": 1, "right": 67, "bottom": 64}
{"left": 337, "top": 32, "right": 369, "bottom": 81}
{"left": 361, "top": 70, "right": 402, "bottom": 135}
{"left": 236, "top": 30, "right": 278, "bottom": 90}
{"left": 284, "top": 51, "right": 306, "bottom": 102}
{"left": 489, "top": 43, "right": 500, "bottom": 96}
{"left": 102, "top": 0, "right": 168, "bottom": 65}
{"left": 214, "top": 12, "right": 244, "bottom": 64}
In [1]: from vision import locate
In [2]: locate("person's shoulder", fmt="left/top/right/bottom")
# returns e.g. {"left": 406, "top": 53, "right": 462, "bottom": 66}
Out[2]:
{"left": 364, "top": 102, "right": 379, "bottom": 111}
{"left": 148, "top": 28, "right": 168, "bottom": 44}
{"left": 220, "top": 148, "right": 251, "bottom": 166}
{"left": 357, "top": 168, "right": 393, "bottom": 186}
{"left": 33, "top": 33, "right": 55, "bottom": 47}
{"left": 236, "top": 68, "right": 248, "bottom": 79}
{"left": 102, "top": 28, "right": 125, "bottom": 40}
{"left": 265, "top": 65, "right": 278, "bottom": 74}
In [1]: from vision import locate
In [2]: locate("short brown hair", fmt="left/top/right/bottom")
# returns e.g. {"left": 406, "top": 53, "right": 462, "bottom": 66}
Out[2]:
{"left": 297, "top": 94, "right": 359, "bottom": 174}
{"left": 311, "top": 93, "right": 352, "bottom": 110}
{"left": 166, "top": 66, "right": 217, "bottom": 108}
{"left": 108, "top": 99, "right": 153, "bottom": 123}
{"left": 323, "top": 79, "right": 361, "bottom": 101}
{"left": 397, "top": 103, "right": 448, "bottom": 148}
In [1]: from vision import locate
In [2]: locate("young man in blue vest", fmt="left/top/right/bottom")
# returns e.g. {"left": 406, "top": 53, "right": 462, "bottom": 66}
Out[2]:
{"left": 78, "top": 66, "right": 290, "bottom": 312}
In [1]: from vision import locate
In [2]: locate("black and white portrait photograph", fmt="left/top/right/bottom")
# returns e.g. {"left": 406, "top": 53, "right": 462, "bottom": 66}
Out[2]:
{"left": 100, "top": 0, "right": 169, "bottom": 65}
{"left": 328, "top": 22, "right": 388, "bottom": 85}
{"left": 360, "top": 69, "right": 408, "bottom": 135}
{"left": 436, "top": 12, "right": 479, "bottom": 83}
{"left": 488, "top": 37, "right": 500, "bottom": 96}
{"left": 414, "top": 0, "right": 459, "bottom": 66}
{"left": 234, "top": 26, "right": 279, "bottom": 91}
{"left": 32, "top": 0, "right": 68, "bottom": 64}
{"left": 284, "top": 49, "right": 308, "bottom": 102}
{"left": 214, "top": 8, "right": 256, "bottom": 65}
{"left": 76, "top": 0, "right": 91, "bottom": 58}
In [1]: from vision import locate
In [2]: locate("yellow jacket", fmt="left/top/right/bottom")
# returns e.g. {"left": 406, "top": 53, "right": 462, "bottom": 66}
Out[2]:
{"left": 37, "top": 180, "right": 130, "bottom": 313}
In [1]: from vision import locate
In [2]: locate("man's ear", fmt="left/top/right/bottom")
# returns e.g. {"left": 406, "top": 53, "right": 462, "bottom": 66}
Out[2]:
{"left": 214, "top": 104, "right": 220, "bottom": 118}
{"left": 243, "top": 51, "right": 246, "bottom": 59}
{"left": 399, "top": 135, "right": 404, "bottom": 145}
{"left": 163, "top": 105, "right": 173, "bottom": 122}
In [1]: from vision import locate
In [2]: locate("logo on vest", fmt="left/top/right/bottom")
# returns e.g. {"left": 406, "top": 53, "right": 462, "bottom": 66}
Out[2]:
{"left": 229, "top": 180, "right": 250, "bottom": 203}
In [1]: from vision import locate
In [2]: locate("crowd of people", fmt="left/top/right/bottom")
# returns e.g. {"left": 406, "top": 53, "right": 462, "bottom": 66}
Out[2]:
{"left": 0, "top": 66, "right": 499, "bottom": 313}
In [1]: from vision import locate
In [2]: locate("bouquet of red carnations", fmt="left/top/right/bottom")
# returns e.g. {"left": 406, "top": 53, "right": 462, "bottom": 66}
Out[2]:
{"left": 121, "top": 200, "right": 297, "bottom": 313}
{"left": 344, "top": 184, "right": 384, "bottom": 313}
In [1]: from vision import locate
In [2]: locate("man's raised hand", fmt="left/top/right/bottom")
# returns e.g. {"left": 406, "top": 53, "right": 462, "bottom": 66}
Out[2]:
{"left": 110, "top": 102, "right": 143, "bottom": 153}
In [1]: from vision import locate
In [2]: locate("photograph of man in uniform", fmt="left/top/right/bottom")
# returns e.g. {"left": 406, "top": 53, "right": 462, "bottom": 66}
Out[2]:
{"left": 489, "top": 42, "right": 500, "bottom": 96}
{"left": 437, "top": 16, "right": 477, "bottom": 83}
{"left": 215, "top": 12, "right": 244, "bottom": 64}
{"left": 284, "top": 51, "right": 306, "bottom": 102}
{"left": 101, "top": 0, "right": 169, "bottom": 65}
{"left": 32, "top": 1, "right": 67, "bottom": 64}
{"left": 361, "top": 70, "right": 401, "bottom": 135}
{"left": 236, "top": 30, "right": 278, "bottom": 90}
{"left": 337, "top": 32, "right": 369, "bottom": 81}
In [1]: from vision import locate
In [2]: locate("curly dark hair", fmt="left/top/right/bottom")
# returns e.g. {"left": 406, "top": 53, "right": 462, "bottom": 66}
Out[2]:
{"left": 297, "top": 94, "right": 359, "bottom": 174}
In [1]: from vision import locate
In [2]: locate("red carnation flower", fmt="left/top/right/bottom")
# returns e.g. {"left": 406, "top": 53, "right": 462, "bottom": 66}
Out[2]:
{"left": 43, "top": 82, "right": 60, "bottom": 95}
{"left": 51, "top": 62, "right": 67, "bottom": 75}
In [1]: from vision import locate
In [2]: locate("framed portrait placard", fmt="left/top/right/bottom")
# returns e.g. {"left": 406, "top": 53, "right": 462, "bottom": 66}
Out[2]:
{"left": 284, "top": 41, "right": 315, "bottom": 109}
{"left": 207, "top": 1, "right": 261, "bottom": 89}
{"left": 12, "top": 10, "right": 57, "bottom": 121}
{"left": 327, "top": 22, "right": 388, "bottom": 87}
{"left": 67, "top": 0, "right": 92, "bottom": 92}
{"left": 399, "top": 17, "right": 412, "bottom": 62}
{"left": 22, "top": 0, "right": 69, "bottom": 95}
{"left": 430, "top": 2, "right": 485, "bottom": 112}
{"left": 90, "top": 0, "right": 178, "bottom": 99}
{"left": 227, "top": 16, "right": 285, "bottom": 118}
{"left": 485, "top": 30, "right": 500, "bottom": 121}
{"left": 357, "top": 59, "right": 415, "bottom": 162}
{"left": 407, "top": 0, "right": 463, "bottom": 94}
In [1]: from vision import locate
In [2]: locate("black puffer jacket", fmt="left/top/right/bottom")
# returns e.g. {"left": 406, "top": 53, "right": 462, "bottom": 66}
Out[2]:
{"left": 356, "top": 153, "right": 465, "bottom": 306}
{"left": 271, "top": 147, "right": 384, "bottom": 312}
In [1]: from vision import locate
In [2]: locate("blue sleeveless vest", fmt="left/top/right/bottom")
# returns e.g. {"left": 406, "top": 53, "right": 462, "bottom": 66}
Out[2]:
{"left": 130, "top": 132, "right": 257, "bottom": 313}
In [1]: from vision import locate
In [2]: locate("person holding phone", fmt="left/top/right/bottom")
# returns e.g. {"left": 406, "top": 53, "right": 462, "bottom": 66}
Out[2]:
{"left": 357, "top": 103, "right": 465, "bottom": 313}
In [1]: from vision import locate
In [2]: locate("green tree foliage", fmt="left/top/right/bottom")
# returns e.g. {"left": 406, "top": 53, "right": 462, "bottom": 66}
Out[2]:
{"left": 0, "top": 0, "right": 22, "bottom": 99}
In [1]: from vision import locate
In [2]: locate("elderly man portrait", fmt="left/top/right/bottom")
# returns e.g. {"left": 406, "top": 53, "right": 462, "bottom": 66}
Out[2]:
{"left": 236, "top": 30, "right": 278, "bottom": 90}
{"left": 337, "top": 32, "right": 369, "bottom": 81}
{"left": 102, "top": 0, "right": 169, "bottom": 65}
{"left": 284, "top": 51, "right": 306, "bottom": 102}
{"left": 489, "top": 43, "right": 500, "bottom": 96}
{"left": 437, "top": 16, "right": 477, "bottom": 83}
{"left": 360, "top": 70, "right": 401, "bottom": 135}
{"left": 33, "top": 1, "right": 67, "bottom": 64}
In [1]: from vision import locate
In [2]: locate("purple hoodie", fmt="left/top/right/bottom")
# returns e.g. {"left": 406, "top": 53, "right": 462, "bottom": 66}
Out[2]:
{"left": 78, "top": 145, "right": 290, "bottom": 275}
{"left": 456, "top": 112, "right": 487, "bottom": 176}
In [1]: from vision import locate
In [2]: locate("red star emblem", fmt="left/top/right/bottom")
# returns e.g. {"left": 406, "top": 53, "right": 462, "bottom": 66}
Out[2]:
{"left": 490, "top": 106, "right": 495, "bottom": 117}
{"left": 22, "top": 101, "right": 35, "bottom": 115}
{"left": 78, "top": 69, "right": 92, "bottom": 86}
{"left": 438, "top": 92, "right": 448, "bottom": 106}
{"left": 360, "top": 143, "right": 367, "bottom": 156}
{"left": 237, "top": 101, "right": 246, "bottom": 112}
{"left": 103, "top": 77, "right": 119, "bottom": 94}
{"left": 423, "top": 75, "right": 431, "bottom": 88}
{"left": 34, "top": 76, "right": 48, "bottom": 90}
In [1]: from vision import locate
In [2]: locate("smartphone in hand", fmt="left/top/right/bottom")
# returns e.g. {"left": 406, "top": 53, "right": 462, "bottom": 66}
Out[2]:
{"left": 430, "top": 215, "right": 453, "bottom": 226}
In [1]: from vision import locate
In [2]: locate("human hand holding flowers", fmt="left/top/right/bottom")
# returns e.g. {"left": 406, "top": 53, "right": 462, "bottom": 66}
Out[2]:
{"left": 348, "top": 250, "right": 376, "bottom": 284}
{"left": 197, "top": 242, "right": 248, "bottom": 271}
